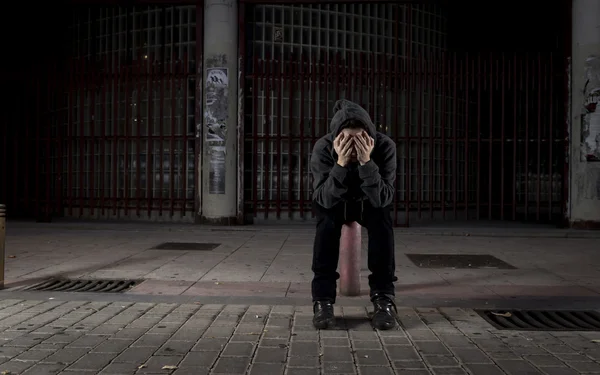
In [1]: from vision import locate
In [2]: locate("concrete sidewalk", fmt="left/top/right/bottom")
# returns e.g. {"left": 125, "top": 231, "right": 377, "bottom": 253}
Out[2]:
{"left": 1, "top": 222, "right": 600, "bottom": 374}
{"left": 0, "top": 298, "right": 599, "bottom": 375}
{"left": 3, "top": 221, "right": 600, "bottom": 304}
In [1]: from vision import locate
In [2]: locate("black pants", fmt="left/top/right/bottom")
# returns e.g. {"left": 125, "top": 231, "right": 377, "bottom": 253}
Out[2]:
{"left": 311, "top": 200, "right": 397, "bottom": 303}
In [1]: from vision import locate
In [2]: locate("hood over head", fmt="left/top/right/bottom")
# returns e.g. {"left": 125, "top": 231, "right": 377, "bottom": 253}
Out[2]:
{"left": 329, "top": 99, "right": 377, "bottom": 139}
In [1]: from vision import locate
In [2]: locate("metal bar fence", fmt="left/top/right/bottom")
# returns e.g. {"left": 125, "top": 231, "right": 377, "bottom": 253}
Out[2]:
{"left": 245, "top": 51, "right": 567, "bottom": 225}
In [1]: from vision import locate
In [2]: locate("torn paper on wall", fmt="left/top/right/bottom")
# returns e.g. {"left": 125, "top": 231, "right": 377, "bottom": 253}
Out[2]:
{"left": 581, "top": 55, "right": 600, "bottom": 161}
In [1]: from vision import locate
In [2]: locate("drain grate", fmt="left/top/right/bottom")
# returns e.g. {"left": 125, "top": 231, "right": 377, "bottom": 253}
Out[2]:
{"left": 406, "top": 254, "right": 516, "bottom": 269}
{"left": 151, "top": 242, "right": 220, "bottom": 251}
{"left": 476, "top": 310, "right": 600, "bottom": 331}
{"left": 25, "top": 278, "right": 139, "bottom": 293}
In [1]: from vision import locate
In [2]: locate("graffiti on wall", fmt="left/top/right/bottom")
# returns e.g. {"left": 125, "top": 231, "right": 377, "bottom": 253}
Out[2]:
{"left": 205, "top": 58, "right": 229, "bottom": 194}
{"left": 581, "top": 55, "right": 600, "bottom": 162}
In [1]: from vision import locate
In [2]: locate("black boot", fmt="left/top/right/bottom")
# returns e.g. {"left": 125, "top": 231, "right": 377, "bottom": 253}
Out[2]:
{"left": 313, "top": 301, "right": 335, "bottom": 329}
{"left": 371, "top": 294, "right": 397, "bottom": 330}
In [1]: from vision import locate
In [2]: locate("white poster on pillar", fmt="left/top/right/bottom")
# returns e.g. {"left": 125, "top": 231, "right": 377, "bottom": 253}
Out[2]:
{"left": 205, "top": 67, "right": 229, "bottom": 194}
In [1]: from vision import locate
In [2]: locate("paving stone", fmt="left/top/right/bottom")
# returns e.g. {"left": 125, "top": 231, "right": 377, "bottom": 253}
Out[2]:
{"left": 414, "top": 341, "right": 451, "bottom": 356}
{"left": 386, "top": 345, "right": 420, "bottom": 361}
{"left": 323, "top": 338, "right": 351, "bottom": 347}
{"left": 212, "top": 356, "right": 251, "bottom": 373}
{"left": 322, "top": 346, "right": 354, "bottom": 362}
{"left": 172, "top": 368, "right": 210, "bottom": 375}
{"left": 98, "top": 362, "right": 141, "bottom": 375}
{"left": 261, "top": 338, "right": 289, "bottom": 347}
{"left": 67, "top": 353, "right": 115, "bottom": 371}
{"left": 357, "top": 366, "right": 394, "bottom": 375}
{"left": 15, "top": 349, "right": 54, "bottom": 361}
{"left": 430, "top": 367, "right": 468, "bottom": 375}
{"left": 323, "top": 361, "right": 356, "bottom": 373}
{"left": 0, "top": 360, "right": 35, "bottom": 373}
{"left": 539, "top": 367, "right": 579, "bottom": 375}
{"left": 464, "top": 363, "right": 506, "bottom": 375}
{"left": 0, "top": 346, "right": 27, "bottom": 358}
{"left": 354, "top": 349, "right": 389, "bottom": 366}
{"left": 286, "top": 368, "right": 320, "bottom": 375}
{"left": 113, "top": 328, "right": 148, "bottom": 340}
{"left": 156, "top": 340, "right": 195, "bottom": 356}
{"left": 450, "top": 347, "right": 493, "bottom": 364}
{"left": 92, "top": 339, "right": 134, "bottom": 353}
{"left": 248, "top": 362, "right": 285, "bottom": 375}
{"left": 66, "top": 334, "right": 109, "bottom": 349}
{"left": 139, "top": 355, "right": 184, "bottom": 372}
{"left": 287, "top": 355, "right": 320, "bottom": 367}
{"left": 41, "top": 347, "right": 88, "bottom": 364}
{"left": 496, "top": 359, "right": 544, "bottom": 375}
{"left": 179, "top": 351, "right": 220, "bottom": 368}
{"left": 423, "top": 355, "right": 460, "bottom": 367}
{"left": 525, "top": 354, "right": 565, "bottom": 367}
{"left": 113, "top": 347, "right": 156, "bottom": 363}
{"left": 395, "top": 370, "right": 431, "bottom": 375}
{"left": 289, "top": 341, "right": 319, "bottom": 357}
{"left": 191, "top": 338, "right": 228, "bottom": 352}
{"left": 566, "top": 360, "right": 600, "bottom": 372}
{"left": 254, "top": 347, "right": 287, "bottom": 363}
{"left": 223, "top": 342, "right": 255, "bottom": 357}
{"left": 132, "top": 334, "right": 171, "bottom": 348}
{"left": 22, "top": 363, "right": 67, "bottom": 375}
{"left": 392, "top": 360, "right": 426, "bottom": 369}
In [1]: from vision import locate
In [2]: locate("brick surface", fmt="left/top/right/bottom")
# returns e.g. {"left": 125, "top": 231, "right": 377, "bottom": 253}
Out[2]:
{"left": 0, "top": 301, "right": 598, "bottom": 375}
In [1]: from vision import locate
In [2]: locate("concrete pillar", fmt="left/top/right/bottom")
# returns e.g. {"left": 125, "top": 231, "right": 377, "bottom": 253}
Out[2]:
{"left": 570, "top": 0, "right": 600, "bottom": 228}
{"left": 201, "top": 0, "right": 239, "bottom": 224}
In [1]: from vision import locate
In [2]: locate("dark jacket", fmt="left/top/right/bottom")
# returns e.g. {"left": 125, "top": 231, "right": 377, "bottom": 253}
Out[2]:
{"left": 310, "top": 99, "right": 397, "bottom": 209}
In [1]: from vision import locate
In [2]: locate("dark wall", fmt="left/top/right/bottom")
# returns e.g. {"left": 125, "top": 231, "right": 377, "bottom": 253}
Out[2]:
{"left": 445, "top": 0, "right": 571, "bottom": 53}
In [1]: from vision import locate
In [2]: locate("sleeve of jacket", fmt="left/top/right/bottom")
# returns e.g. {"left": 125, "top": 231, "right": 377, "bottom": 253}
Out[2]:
{"left": 310, "top": 138, "right": 349, "bottom": 209}
{"left": 357, "top": 138, "right": 397, "bottom": 208}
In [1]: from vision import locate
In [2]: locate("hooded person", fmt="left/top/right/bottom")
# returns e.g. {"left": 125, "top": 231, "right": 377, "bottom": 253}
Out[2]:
{"left": 309, "top": 99, "right": 399, "bottom": 330}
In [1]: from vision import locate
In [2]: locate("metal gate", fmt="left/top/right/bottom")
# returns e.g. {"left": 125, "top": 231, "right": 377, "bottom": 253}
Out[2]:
{"left": 0, "top": 5, "right": 200, "bottom": 222}
{"left": 243, "top": 3, "right": 567, "bottom": 226}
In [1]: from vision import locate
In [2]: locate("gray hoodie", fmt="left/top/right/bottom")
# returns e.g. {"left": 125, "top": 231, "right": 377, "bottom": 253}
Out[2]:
{"left": 310, "top": 99, "right": 397, "bottom": 210}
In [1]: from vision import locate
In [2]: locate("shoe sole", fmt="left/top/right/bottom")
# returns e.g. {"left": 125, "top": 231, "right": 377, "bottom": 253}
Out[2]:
{"left": 313, "top": 318, "right": 335, "bottom": 330}
{"left": 372, "top": 322, "right": 397, "bottom": 330}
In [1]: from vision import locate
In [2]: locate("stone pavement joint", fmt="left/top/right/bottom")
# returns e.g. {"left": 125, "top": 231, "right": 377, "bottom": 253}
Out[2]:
{"left": 0, "top": 300, "right": 597, "bottom": 374}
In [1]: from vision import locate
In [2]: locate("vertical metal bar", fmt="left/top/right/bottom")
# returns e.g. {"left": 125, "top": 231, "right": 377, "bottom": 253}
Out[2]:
{"left": 393, "top": 5, "right": 399, "bottom": 226}
{"left": 288, "top": 55, "right": 295, "bottom": 218}
{"left": 79, "top": 58, "right": 85, "bottom": 217}
{"left": 112, "top": 58, "right": 119, "bottom": 216}
{"left": 382, "top": 55, "right": 388, "bottom": 159}
{"left": 100, "top": 56, "right": 108, "bottom": 216}
{"left": 195, "top": 2, "right": 204, "bottom": 220}
{"left": 90, "top": 60, "right": 96, "bottom": 217}
{"left": 348, "top": 53, "right": 354, "bottom": 103}
{"left": 324, "top": 52, "right": 329, "bottom": 135}
{"left": 310, "top": 54, "right": 317, "bottom": 218}
{"left": 335, "top": 52, "right": 340, "bottom": 103}
{"left": 417, "top": 53, "right": 422, "bottom": 219}
{"left": 488, "top": 53, "right": 493, "bottom": 220}
{"left": 500, "top": 53, "right": 505, "bottom": 220}
{"left": 512, "top": 54, "right": 517, "bottom": 221}
{"left": 429, "top": 55, "right": 435, "bottom": 219}
{"left": 45, "top": 63, "right": 52, "bottom": 219}
{"left": 237, "top": 2, "right": 245, "bottom": 223}
{"left": 136, "top": 57, "right": 143, "bottom": 217}
{"left": 68, "top": 60, "right": 74, "bottom": 216}
{"left": 252, "top": 56, "right": 259, "bottom": 217}
{"left": 299, "top": 54, "right": 305, "bottom": 219}
{"left": 359, "top": 53, "right": 364, "bottom": 110}
{"left": 524, "top": 54, "right": 529, "bottom": 220}
{"left": 405, "top": 54, "right": 412, "bottom": 225}
{"left": 159, "top": 59, "right": 165, "bottom": 216}
{"left": 441, "top": 53, "right": 447, "bottom": 219}
{"left": 476, "top": 54, "right": 481, "bottom": 220}
{"left": 182, "top": 53, "right": 188, "bottom": 217}
{"left": 170, "top": 57, "right": 176, "bottom": 217}
{"left": 124, "top": 62, "right": 131, "bottom": 216}
{"left": 464, "top": 54, "right": 470, "bottom": 219}
{"left": 147, "top": 60, "right": 155, "bottom": 217}
{"left": 370, "top": 52, "right": 375, "bottom": 119}
{"left": 35, "top": 63, "right": 41, "bottom": 219}
{"left": 452, "top": 53, "right": 458, "bottom": 219}
{"left": 536, "top": 53, "right": 542, "bottom": 221}
{"left": 548, "top": 53, "right": 554, "bottom": 221}
{"left": 277, "top": 57, "right": 282, "bottom": 219}
{"left": 264, "top": 57, "right": 271, "bottom": 219}
{"left": 55, "top": 59, "right": 64, "bottom": 215}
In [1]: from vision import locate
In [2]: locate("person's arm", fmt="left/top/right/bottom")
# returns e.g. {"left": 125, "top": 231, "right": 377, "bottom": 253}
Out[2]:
{"left": 358, "top": 139, "right": 397, "bottom": 208}
{"left": 311, "top": 139, "right": 348, "bottom": 209}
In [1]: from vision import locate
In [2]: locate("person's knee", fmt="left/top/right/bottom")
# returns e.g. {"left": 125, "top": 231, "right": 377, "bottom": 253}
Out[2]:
{"left": 366, "top": 205, "right": 393, "bottom": 226}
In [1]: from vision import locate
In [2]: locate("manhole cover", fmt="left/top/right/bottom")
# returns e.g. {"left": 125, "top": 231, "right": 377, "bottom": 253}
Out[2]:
{"left": 151, "top": 242, "right": 220, "bottom": 251}
{"left": 406, "top": 254, "right": 516, "bottom": 269}
{"left": 25, "top": 278, "right": 139, "bottom": 293}
{"left": 476, "top": 310, "right": 600, "bottom": 331}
